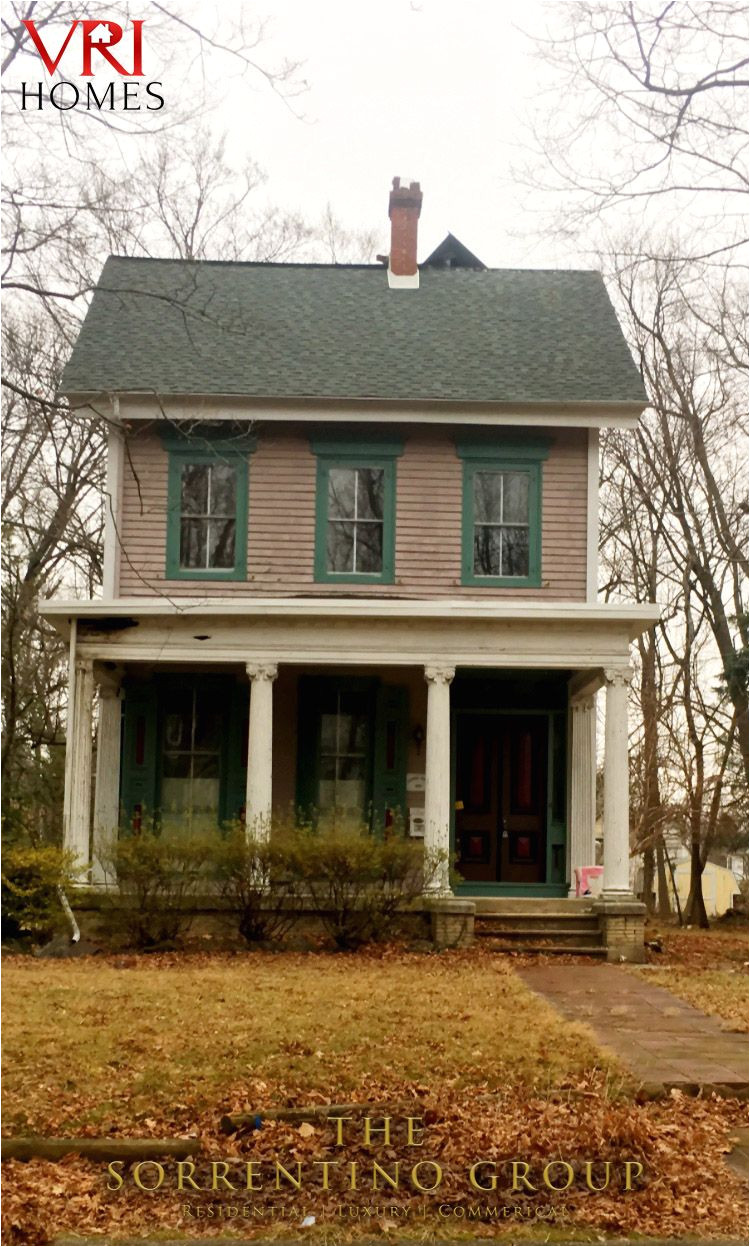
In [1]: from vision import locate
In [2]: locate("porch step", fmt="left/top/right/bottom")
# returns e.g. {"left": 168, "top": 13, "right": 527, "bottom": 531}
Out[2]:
{"left": 474, "top": 909, "right": 605, "bottom": 957}
{"left": 475, "top": 915, "right": 600, "bottom": 934}
{"left": 476, "top": 925, "right": 601, "bottom": 945}
{"left": 480, "top": 942, "right": 607, "bottom": 958}
{"left": 474, "top": 898, "right": 594, "bottom": 916}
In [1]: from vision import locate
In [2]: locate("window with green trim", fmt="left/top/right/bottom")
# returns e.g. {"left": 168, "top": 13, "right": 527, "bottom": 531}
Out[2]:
{"left": 457, "top": 441, "right": 549, "bottom": 588}
{"left": 311, "top": 440, "right": 401, "bottom": 584}
{"left": 165, "top": 442, "right": 250, "bottom": 581}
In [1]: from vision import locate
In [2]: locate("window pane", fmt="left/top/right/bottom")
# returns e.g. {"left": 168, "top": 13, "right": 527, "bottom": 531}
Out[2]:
{"left": 502, "top": 472, "right": 529, "bottom": 524}
{"left": 207, "top": 519, "right": 236, "bottom": 569}
{"left": 328, "top": 468, "right": 356, "bottom": 519}
{"left": 180, "top": 518, "right": 206, "bottom": 568}
{"left": 320, "top": 713, "right": 338, "bottom": 751}
{"left": 162, "top": 751, "right": 190, "bottom": 778}
{"left": 355, "top": 522, "right": 383, "bottom": 573}
{"left": 209, "top": 463, "right": 236, "bottom": 517}
{"left": 337, "top": 714, "right": 368, "bottom": 754}
{"left": 474, "top": 472, "right": 503, "bottom": 523}
{"left": 327, "top": 521, "right": 354, "bottom": 572}
{"left": 181, "top": 464, "right": 209, "bottom": 515}
{"left": 193, "top": 696, "right": 222, "bottom": 751}
{"left": 193, "top": 753, "right": 221, "bottom": 780}
{"left": 473, "top": 525, "right": 501, "bottom": 576}
{"left": 356, "top": 468, "right": 384, "bottom": 520}
{"left": 502, "top": 526, "right": 529, "bottom": 576}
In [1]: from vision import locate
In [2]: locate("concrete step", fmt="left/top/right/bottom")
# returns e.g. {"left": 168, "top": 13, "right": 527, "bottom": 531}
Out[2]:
{"left": 476, "top": 925, "right": 602, "bottom": 945}
{"left": 475, "top": 915, "right": 600, "bottom": 932}
{"left": 482, "top": 942, "right": 607, "bottom": 957}
{"left": 474, "top": 898, "right": 594, "bottom": 916}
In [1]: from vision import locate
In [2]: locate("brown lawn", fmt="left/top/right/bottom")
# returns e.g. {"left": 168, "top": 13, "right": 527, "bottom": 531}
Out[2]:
{"left": 1, "top": 948, "right": 746, "bottom": 1246}
{"left": 638, "top": 921, "right": 749, "bottom": 1030}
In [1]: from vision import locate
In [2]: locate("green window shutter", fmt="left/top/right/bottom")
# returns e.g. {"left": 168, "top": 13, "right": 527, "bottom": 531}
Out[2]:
{"left": 372, "top": 685, "right": 409, "bottom": 834}
{"left": 222, "top": 681, "right": 249, "bottom": 827}
{"left": 120, "top": 682, "right": 158, "bottom": 831}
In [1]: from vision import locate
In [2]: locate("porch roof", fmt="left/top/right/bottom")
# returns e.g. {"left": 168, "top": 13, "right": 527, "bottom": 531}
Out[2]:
{"left": 39, "top": 595, "right": 660, "bottom": 650}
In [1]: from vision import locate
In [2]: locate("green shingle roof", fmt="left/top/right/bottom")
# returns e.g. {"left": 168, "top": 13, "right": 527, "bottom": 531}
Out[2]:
{"left": 61, "top": 255, "right": 646, "bottom": 405}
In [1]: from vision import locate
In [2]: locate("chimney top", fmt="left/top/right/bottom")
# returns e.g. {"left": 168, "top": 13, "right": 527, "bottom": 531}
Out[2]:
{"left": 388, "top": 176, "right": 423, "bottom": 289}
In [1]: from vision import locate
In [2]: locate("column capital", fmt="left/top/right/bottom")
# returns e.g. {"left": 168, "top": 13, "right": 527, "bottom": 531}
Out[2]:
{"left": 603, "top": 665, "right": 633, "bottom": 689}
{"left": 246, "top": 661, "right": 278, "bottom": 683}
{"left": 571, "top": 693, "right": 597, "bottom": 713}
{"left": 424, "top": 663, "right": 455, "bottom": 686}
{"left": 94, "top": 663, "right": 124, "bottom": 699}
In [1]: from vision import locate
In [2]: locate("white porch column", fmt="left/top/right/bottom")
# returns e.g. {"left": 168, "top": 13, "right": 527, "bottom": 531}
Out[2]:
{"left": 91, "top": 667, "right": 123, "bottom": 885}
{"left": 245, "top": 662, "right": 278, "bottom": 838}
{"left": 423, "top": 664, "right": 455, "bottom": 895}
{"left": 568, "top": 694, "right": 597, "bottom": 896}
{"left": 64, "top": 657, "right": 95, "bottom": 880}
{"left": 602, "top": 666, "right": 634, "bottom": 897}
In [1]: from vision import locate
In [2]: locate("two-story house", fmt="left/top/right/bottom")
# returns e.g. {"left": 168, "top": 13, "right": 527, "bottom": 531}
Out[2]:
{"left": 40, "top": 177, "right": 659, "bottom": 958}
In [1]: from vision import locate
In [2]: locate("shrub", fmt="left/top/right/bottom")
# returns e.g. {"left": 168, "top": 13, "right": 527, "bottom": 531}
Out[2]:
{"left": 1, "top": 843, "right": 74, "bottom": 942}
{"left": 285, "top": 818, "right": 443, "bottom": 950}
{"left": 101, "top": 829, "right": 213, "bottom": 949}
{"left": 213, "top": 824, "right": 301, "bottom": 945}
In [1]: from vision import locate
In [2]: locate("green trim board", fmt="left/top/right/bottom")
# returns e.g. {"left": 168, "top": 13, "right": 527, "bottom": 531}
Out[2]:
{"left": 164, "top": 437, "right": 252, "bottom": 582}
{"left": 456, "top": 438, "right": 549, "bottom": 589}
{"left": 311, "top": 441, "right": 401, "bottom": 585}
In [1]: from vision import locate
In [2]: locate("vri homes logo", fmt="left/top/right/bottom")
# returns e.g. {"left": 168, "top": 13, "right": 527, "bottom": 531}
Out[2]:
{"left": 20, "top": 18, "right": 164, "bottom": 111}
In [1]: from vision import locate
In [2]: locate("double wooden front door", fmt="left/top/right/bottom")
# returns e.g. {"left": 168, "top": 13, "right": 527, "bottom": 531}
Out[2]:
{"left": 455, "top": 714, "right": 548, "bottom": 884}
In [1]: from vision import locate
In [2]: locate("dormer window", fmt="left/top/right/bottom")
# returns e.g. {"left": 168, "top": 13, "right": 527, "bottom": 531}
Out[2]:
{"left": 310, "top": 438, "right": 403, "bottom": 585}
{"left": 162, "top": 428, "right": 253, "bottom": 582}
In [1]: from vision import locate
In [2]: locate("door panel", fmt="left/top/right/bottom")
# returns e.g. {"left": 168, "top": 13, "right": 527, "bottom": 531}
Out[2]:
{"left": 455, "top": 715, "right": 548, "bottom": 884}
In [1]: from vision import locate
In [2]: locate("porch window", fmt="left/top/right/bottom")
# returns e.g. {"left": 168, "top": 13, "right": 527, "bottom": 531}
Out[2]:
{"left": 160, "top": 685, "right": 222, "bottom": 831}
{"left": 310, "top": 438, "right": 402, "bottom": 584}
{"left": 163, "top": 432, "right": 251, "bottom": 581}
{"left": 318, "top": 689, "right": 370, "bottom": 814}
{"left": 456, "top": 440, "right": 549, "bottom": 588}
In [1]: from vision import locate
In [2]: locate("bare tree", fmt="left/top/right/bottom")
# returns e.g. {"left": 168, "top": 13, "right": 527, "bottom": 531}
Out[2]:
{"left": 521, "top": 2, "right": 748, "bottom": 259}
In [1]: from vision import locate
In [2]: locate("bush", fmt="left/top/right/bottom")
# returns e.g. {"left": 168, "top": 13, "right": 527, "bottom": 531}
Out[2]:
{"left": 101, "top": 830, "right": 213, "bottom": 949}
{"left": 213, "top": 824, "right": 300, "bottom": 945}
{"left": 1, "top": 843, "right": 74, "bottom": 942}
{"left": 285, "top": 818, "right": 442, "bottom": 950}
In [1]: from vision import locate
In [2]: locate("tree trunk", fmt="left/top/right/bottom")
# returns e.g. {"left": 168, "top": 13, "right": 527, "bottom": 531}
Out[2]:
{"left": 656, "top": 838, "right": 672, "bottom": 918}
{"left": 685, "top": 842, "right": 710, "bottom": 928}
{"left": 1, "top": 1137, "right": 201, "bottom": 1162}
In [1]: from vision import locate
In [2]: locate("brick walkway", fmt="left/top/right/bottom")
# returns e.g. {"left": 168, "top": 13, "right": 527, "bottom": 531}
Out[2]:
{"left": 520, "top": 964, "right": 748, "bottom": 1094}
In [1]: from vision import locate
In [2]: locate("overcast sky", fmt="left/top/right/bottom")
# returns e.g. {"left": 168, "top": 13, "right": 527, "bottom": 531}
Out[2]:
{"left": 177, "top": 0, "right": 564, "bottom": 267}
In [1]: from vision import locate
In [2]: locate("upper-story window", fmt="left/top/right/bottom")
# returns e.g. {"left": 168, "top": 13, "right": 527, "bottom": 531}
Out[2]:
{"left": 311, "top": 438, "right": 403, "bottom": 585}
{"left": 162, "top": 428, "right": 254, "bottom": 582}
{"left": 180, "top": 462, "right": 237, "bottom": 570}
{"left": 457, "top": 439, "right": 550, "bottom": 588}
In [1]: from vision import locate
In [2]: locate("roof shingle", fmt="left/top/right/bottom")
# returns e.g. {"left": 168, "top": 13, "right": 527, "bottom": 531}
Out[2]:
{"left": 61, "top": 255, "right": 646, "bottom": 405}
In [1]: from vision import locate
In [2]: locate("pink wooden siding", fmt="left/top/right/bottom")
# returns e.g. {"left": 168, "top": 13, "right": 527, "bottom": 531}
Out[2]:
{"left": 117, "top": 423, "right": 589, "bottom": 600}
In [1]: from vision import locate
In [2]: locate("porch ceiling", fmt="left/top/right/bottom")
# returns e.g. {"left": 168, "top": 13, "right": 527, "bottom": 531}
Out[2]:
{"left": 39, "top": 596, "right": 660, "bottom": 669}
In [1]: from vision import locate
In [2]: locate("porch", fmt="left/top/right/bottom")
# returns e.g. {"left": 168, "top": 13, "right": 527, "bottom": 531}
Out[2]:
{"left": 41, "top": 596, "right": 659, "bottom": 959}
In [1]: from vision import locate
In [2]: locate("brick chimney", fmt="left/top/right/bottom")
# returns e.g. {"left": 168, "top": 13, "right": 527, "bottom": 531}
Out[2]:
{"left": 388, "top": 176, "right": 422, "bottom": 289}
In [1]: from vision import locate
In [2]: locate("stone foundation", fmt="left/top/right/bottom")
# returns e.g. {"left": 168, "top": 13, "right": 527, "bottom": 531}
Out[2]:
{"left": 428, "top": 897, "right": 476, "bottom": 950}
{"left": 594, "top": 898, "right": 646, "bottom": 963}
